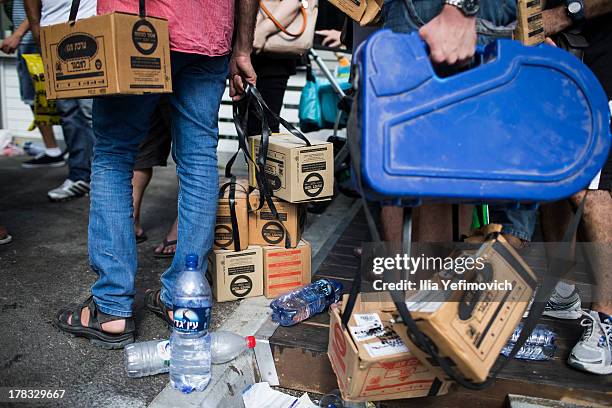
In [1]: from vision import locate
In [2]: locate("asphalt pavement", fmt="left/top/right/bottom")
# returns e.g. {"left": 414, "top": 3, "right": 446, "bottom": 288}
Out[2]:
{"left": 0, "top": 156, "right": 240, "bottom": 407}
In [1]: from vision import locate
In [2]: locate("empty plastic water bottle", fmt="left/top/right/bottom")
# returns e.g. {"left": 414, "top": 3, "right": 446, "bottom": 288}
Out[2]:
{"left": 124, "top": 332, "right": 256, "bottom": 378}
{"left": 501, "top": 323, "right": 557, "bottom": 361}
{"left": 501, "top": 343, "right": 556, "bottom": 361}
{"left": 170, "top": 254, "right": 213, "bottom": 393}
{"left": 270, "top": 279, "right": 343, "bottom": 327}
{"left": 509, "top": 323, "right": 556, "bottom": 347}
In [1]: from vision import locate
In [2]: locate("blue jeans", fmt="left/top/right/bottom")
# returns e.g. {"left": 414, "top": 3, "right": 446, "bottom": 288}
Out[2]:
{"left": 89, "top": 52, "right": 229, "bottom": 317}
{"left": 382, "top": 0, "right": 537, "bottom": 241}
{"left": 55, "top": 99, "right": 94, "bottom": 183}
{"left": 16, "top": 43, "right": 39, "bottom": 106}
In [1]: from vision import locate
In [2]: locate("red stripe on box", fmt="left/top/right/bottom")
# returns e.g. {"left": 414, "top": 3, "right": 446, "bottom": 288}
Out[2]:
{"left": 268, "top": 271, "right": 302, "bottom": 279}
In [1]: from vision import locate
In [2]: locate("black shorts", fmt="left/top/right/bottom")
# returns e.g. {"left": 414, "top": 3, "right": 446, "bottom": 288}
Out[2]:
{"left": 134, "top": 96, "right": 172, "bottom": 170}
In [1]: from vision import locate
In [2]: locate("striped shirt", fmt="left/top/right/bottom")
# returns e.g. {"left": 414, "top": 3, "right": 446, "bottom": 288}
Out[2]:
{"left": 11, "top": 0, "right": 35, "bottom": 45}
{"left": 97, "top": 0, "right": 235, "bottom": 56}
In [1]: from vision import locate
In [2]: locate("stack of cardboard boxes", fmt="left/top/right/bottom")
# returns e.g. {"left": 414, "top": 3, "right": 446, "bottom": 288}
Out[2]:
{"left": 209, "top": 134, "right": 334, "bottom": 302}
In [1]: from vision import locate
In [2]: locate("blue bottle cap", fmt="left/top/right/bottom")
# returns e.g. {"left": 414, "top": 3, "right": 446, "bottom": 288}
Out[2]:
{"left": 185, "top": 254, "right": 198, "bottom": 269}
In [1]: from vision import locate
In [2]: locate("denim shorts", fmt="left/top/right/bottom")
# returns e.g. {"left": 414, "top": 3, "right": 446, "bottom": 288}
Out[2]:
{"left": 15, "top": 43, "right": 40, "bottom": 106}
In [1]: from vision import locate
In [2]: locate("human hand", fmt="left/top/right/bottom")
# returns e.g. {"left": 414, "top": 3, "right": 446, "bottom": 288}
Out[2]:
{"left": 229, "top": 53, "right": 257, "bottom": 101}
{"left": 316, "top": 29, "right": 342, "bottom": 48}
{"left": 419, "top": 5, "right": 477, "bottom": 66}
{"left": 1, "top": 33, "right": 22, "bottom": 54}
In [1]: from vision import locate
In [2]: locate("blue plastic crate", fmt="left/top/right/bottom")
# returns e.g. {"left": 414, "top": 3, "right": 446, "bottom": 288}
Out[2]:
{"left": 354, "top": 30, "right": 611, "bottom": 204}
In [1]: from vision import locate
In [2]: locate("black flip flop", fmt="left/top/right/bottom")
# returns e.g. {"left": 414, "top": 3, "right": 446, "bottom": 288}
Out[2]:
{"left": 153, "top": 239, "right": 177, "bottom": 259}
{"left": 136, "top": 232, "right": 148, "bottom": 244}
{"left": 144, "top": 289, "right": 173, "bottom": 329}
{"left": 54, "top": 296, "right": 135, "bottom": 349}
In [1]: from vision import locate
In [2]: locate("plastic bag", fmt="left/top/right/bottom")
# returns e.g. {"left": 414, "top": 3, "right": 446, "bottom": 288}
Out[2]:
{"left": 21, "top": 53, "right": 61, "bottom": 130}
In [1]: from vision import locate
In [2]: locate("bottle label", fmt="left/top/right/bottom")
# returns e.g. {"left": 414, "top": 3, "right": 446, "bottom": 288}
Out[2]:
{"left": 173, "top": 306, "right": 211, "bottom": 333}
{"left": 157, "top": 340, "right": 171, "bottom": 366}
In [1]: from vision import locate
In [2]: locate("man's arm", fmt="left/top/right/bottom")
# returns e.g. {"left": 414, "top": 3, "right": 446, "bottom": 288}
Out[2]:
{"left": 419, "top": 4, "right": 477, "bottom": 66}
{"left": 24, "top": 0, "right": 42, "bottom": 46}
{"left": 229, "top": 0, "right": 258, "bottom": 100}
{"left": 543, "top": 0, "right": 612, "bottom": 36}
{"left": 0, "top": 19, "right": 29, "bottom": 54}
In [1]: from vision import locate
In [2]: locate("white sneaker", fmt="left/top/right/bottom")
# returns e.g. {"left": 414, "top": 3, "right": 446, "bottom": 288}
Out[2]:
{"left": 47, "top": 179, "right": 90, "bottom": 202}
{"left": 523, "top": 289, "right": 583, "bottom": 320}
{"left": 568, "top": 310, "right": 612, "bottom": 375}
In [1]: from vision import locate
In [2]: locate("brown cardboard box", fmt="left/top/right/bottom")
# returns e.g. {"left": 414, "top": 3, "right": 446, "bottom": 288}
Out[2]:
{"left": 395, "top": 237, "right": 537, "bottom": 383}
{"left": 248, "top": 134, "right": 334, "bottom": 203}
{"left": 215, "top": 181, "right": 249, "bottom": 251}
{"left": 262, "top": 240, "right": 311, "bottom": 298}
{"left": 209, "top": 246, "right": 263, "bottom": 302}
{"left": 328, "top": 293, "right": 452, "bottom": 402}
{"left": 327, "top": 0, "right": 383, "bottom": 26}
{"left": 40, "top": 12, "right": 172, "bottom": 99}
{"left": 248, "top": 189, "right": 306, "bottom": 248}
{"left": 514, "top": 0, "right": 544, "bottom": 46}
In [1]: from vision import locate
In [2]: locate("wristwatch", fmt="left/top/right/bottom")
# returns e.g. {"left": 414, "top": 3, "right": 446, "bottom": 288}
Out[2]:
{"left": 444, "top": 0, "right": 480, "bottom": 16}
{"left": 565, "top": 0, "right": 585, "bottom": 23}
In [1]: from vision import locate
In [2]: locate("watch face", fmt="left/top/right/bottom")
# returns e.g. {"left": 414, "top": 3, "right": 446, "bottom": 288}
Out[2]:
{"left": 568, "top": 1, "right": 582, "bottom": 14}
{"left": 463, "top": 0, "right": 480, "bottom": 15}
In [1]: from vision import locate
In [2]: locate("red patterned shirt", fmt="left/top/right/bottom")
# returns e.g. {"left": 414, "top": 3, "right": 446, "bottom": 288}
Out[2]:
{"left": 97, "top": 0, "right": 234, "bottom": 56}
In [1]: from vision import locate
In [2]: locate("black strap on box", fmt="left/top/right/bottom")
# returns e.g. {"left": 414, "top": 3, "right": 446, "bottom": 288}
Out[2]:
{"left": 69, "top": 0, "right": 146, "bottom": 23}
{"left": 343, "top": 76, "right": 588, "bottom": 389}
{"left": 218, "top": 176, "right": 249, "bottom": 252}
{"left": 228, "top": 84, "right": 312, "bottom": 249}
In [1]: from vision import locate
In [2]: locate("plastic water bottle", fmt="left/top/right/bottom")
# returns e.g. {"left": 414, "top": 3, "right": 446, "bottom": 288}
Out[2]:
{"left": 270, "top": 279, "right": 343, "bottom": 326}
{"left": 501, "top": 343, "right": 556, "bottom": 361}
{"left": 170, "top": 254, "right": 213, "bottom": 393}
{"left": 509, "top": 323, "right": 556, "bottom": 347}
{"left": 124, "top": 332, "right": 256, "bottom": 378}
{"left": 501, "top": 323, "right": 557, "bottom": 361}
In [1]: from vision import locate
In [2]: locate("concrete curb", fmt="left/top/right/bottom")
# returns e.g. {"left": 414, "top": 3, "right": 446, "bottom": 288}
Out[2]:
{"left": 148, "top": 195, "right": 357, "bottom": 408}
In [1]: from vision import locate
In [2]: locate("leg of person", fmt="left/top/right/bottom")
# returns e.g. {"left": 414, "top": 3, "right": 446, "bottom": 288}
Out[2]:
{"left": 48, "top": 99, "right": 95, "bottom": 202}
{"left": 567, "top": 190, "right": 612, "bottom": 374}
{"left": 132, "top": 168, "right": 153, "bottom": 242}
{"left": 54, "top": 94, "right": 159, "bottom": 348}
{"left": 152, "top": 53, "right": 228, "bottom": 317}
{"left": 489, "top": 206, "right": 536, "bottom": 246}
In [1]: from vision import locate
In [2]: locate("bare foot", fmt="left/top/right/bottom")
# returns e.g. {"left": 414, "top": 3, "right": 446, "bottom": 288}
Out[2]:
{"left": 66, "top": 306, "right": 126, "bottom": 333}
{"left": 502, "top": 233, "right": 528, "bottom": 249}
{"left": 155, "top": 219, "right": 178, "bottom": 255}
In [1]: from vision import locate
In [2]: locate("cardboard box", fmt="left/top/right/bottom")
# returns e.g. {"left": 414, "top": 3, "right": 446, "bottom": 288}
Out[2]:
{"left": 248, "top": 134, "right": 334, "bottom": 203}
{"left": 396, "top": 236, "right": 537, "bottom": 383}
{"left": 514, "top": 0, "right": 544, "bottom": 46}
{"left": 209, "top": 246, "right": 263, "bottom": 302}
{"left": 215, "top": 181, "right": 249, "bottom": 251}
{"left": 248, "top": 189, "right": 306, "bottom": 248}
{"left": 262, "top": 240, "right": 311, "bottom": 298}
{"left": 328, "top": 293, "right": 452, "bottom": 402}
{"left": 40, "top": 12, "right": 172, "bottom": 99}
{"left": 327, "top": 0, "right": 383, "bottom": 26}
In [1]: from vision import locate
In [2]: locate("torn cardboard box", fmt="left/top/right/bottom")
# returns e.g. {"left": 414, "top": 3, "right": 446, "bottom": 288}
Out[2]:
{"left": 215, "top": 180, "right": 250, "bottom": 251}
{"left": 249, "top": 189, "right": 306, "bottom": 248}
{"left": 248, "top": 134, "right": 334, "bottom": 203}
{"left": 327, "top": 0, "right": 383, "bottom": 26}
{"left": 328, "top": 293, "right": 452, "bottom": 402}
{"left": 262, "top": 240, "right": 311, "bottom": 298}
{"left": 209, "top": 246, "right": 263, "bottom": 302}
{"left": 40, "top": 11, "right": 172, "bottom": 99}
{"left": 395, "top": 236, "right": 537, "bottom": 383}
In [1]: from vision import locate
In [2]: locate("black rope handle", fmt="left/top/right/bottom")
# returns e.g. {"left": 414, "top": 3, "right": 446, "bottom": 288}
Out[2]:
{"left": 219, "top": 177, "right": 250, "bottom": 252}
